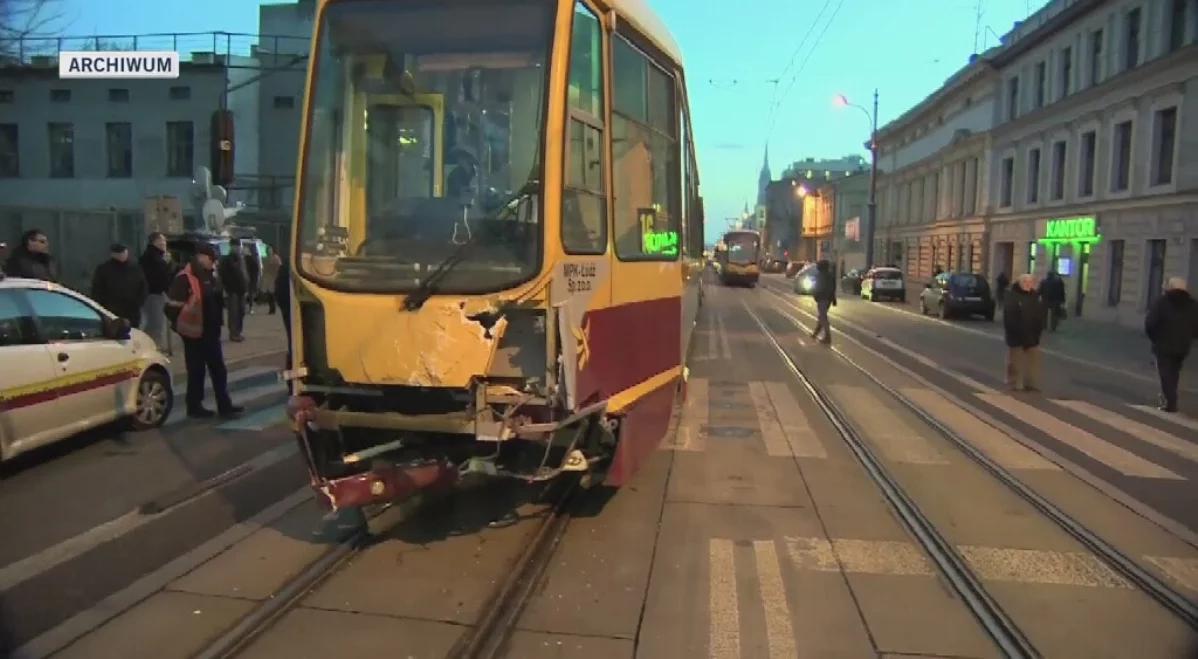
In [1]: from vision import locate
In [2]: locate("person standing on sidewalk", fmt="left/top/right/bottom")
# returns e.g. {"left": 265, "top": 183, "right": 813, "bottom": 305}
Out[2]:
{"left": 140, "top": 233, "right": 174, "bottom": 350}
{"left": 91, "top": 243, "right": 148, "bottom": 328}
{"left": 1145, "top": 277, "right": 1198, "bottom": 413}
{"left": 219, "top": 242, "right": 248, "bottom": 342}
{"left": 5, "top": 229, "right": 57, "bottom": 282}
{"left": 261, "top": 248, "right": 282, "bottom": 315}
{"left": 243, "top": 240, "right": 262, "bottom": 315}
{"left": 165, "top": 243, "right": 243, "bottom": 419}
{"left": 1003, "top": 274, "right": 1046, "bottom": 392}
{"left": 809, "top": 259, "right": 837, "bottom": 345}
{"left": 1039, "top": 270, "right": 1066, "bottom": 332}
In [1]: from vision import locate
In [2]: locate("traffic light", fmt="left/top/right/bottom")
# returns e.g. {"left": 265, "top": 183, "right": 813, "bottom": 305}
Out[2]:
{"left": 210, "top": 109, "right": 235, "bottom": 186}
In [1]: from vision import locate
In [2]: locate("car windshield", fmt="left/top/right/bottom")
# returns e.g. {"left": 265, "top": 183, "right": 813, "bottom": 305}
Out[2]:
{"left": 295, "top": 0, "right": 554, "bottom": 294}
{"left": 725, "top": 233, "right": 759, "bottom": 264}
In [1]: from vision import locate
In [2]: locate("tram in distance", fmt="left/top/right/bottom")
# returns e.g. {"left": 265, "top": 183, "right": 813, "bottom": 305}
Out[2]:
{"left": 284, "top": 0, "right": 706, "bottom": 512}
{"left": 716, "top": 230, "right": 761, "bottom": 287}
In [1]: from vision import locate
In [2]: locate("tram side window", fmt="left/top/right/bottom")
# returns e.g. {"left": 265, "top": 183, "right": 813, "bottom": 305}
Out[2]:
{"left": 612, "top": 34, "right": 680, "bottom": 261}
{"left": 563, "top": 2, "right": 607, "bottom": 255}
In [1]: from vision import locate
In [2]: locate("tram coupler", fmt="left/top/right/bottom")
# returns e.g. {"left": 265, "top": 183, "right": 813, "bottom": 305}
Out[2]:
{"left": 313, "top": 460, "right": 459, "bottom": 512}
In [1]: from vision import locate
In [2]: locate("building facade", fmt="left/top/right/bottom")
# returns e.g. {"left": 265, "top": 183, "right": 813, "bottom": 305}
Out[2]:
{"left": 830, "top": 172, "right": 870, "bottom": 273}
{"left": 986, "top": 0, "right": 1198, "bottom": 328}
{"left": 873, "top": 58, "right": 999, "bottom": 285}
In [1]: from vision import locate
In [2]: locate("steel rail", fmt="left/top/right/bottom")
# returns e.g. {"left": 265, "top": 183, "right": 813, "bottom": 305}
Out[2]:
{"left": 743, "top": 300, "right": 1041, "bottom": 659}
{"left": 758, "top": 284, "right": 1198, "bottom": 630}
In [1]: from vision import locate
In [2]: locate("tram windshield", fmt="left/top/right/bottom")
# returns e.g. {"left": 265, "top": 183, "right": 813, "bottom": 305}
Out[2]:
{"left": 724, "top": 233, "right": 759, "bottom": 265}
{"left": 296, "top": 0, "right": 554, "bottom": 293}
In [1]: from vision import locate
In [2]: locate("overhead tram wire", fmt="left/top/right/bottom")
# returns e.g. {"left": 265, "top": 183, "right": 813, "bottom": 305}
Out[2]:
{"left": 763, "top": 0, "right": 833, "bottom": 133}
{"left": 767, "top": 0, "right": 846, "bottom": 138}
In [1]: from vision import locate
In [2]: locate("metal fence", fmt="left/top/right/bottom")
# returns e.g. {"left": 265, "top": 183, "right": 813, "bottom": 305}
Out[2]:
{"left": 0, "top": 31, "right": 311, "bottom": 69}
{"left": 1, "top": 206, "right": 292, "bottom": 293}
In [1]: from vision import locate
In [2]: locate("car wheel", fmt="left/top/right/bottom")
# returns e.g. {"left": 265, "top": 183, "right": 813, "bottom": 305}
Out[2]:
{"left": 131, "top": 368, "right": 173, "bottom": 430}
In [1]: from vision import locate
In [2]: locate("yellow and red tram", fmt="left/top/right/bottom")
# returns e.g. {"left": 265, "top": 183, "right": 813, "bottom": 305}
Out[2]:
{"left": 285, "top": 0, "right": 705, "bottom": 511}
{"left": 717, "top": 230, "right": 761, "bottom": 286}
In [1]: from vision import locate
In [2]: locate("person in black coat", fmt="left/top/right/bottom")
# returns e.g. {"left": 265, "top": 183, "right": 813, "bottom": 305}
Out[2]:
{"left": 809, "top": 259, "right": 838, "bottom": 345}
{"left": 1003, "top": 273, "right": 1046, "bottom": 392}
{"left": 218, "top": 244, "right": 248, "bottom": 342}
{"left": 4, "top": 228, "right": 57, "bottom": 282}
{"left": 274, "top": 255, "right": 292, "bottom": 370}
{"left": 139, "top": 233, "right": 174, "bottom": 350}
{"left": 1145, "top": 277, "right": 1198, "bottom": 413}
{"left": 1038, "top": 270, "right": 1067, "bottom": 332}
{"left": 91, "top": 243, "right": 148, "bottom": 327}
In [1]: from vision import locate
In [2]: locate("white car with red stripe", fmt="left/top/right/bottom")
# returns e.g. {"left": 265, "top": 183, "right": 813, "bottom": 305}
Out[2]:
{"left": 0, "top": 275, "right": 173, "bottom": 462}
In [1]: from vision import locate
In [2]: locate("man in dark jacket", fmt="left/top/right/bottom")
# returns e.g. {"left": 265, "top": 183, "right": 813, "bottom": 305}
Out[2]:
{"left": 140, "top": 232, "right": 174, "bottom": 350}
{"left": 5, "top": 228, "right": 57, "bottom": 282}
{"left": 243, "top": 240, "right": 262, "bottom": 314}
{"left": 218, "top": 243, "right": 248, "bottom": 342}
{"left": 274, "top": 255, "right": 292, "bottom": 370}
{"left": 809, "top": 259, "right": 837, "bottom": 345}
{"left": 1145, "top": 277, "right": 1198, "bottom": 413}
{"left": 1038, "top": 270, "right": 1067, "bottom": 332}
{"left": 91, "top": 243, "right": 148, "bottom": 327}
{"left": 1003, "top": 273, "right": 1046, "bottom": 392}
{"left": 165, "top": 243, "right": 242, "bottom": 419}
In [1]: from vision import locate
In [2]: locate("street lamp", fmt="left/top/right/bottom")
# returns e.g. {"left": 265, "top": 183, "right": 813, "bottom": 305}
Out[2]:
{"left": 796, "top": 184, "right": 809, "bottom": 198}
{"left": 836, "top": 90, "right": 879, "bottom": 269}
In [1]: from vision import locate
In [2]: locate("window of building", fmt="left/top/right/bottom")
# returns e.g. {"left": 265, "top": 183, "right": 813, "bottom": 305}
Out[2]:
{"left": 1028, "top": 241, "right": 1038, "bottom": 275}
{"left": 612, "top": 33, "right": 679, "bottom": 261}
{"left": 1027, "top": 148, "right": 1040, "bottom": 204}
{"left": 1059, "top": 47, "right": 1072, "bottom": 100}
{"left": 0, "top": 90, "right": 13, "bottom": 103}
{"left": 1090, "top": 29, "right": 1104, "bottom": 86}
{"left": 1170, "top": 0, "right": 1187, "bottom": 51}
{"left": 166, "top": 121, "right": 194, "bottom": 177}
{"left": 50, "top": 89, "right": 70, "bottom": 103}
{"left": 169, "top": 86, "right": 190, "bottom": 100}
{"left": 1007, "top": 77, "right": 1019, "bottom": 120}
{"left": 108, "top": 88, "right": 129, "bottom": 102}
{"left": 1034, "top": 61, "right": 1046, "bottom": 108}
{"left": 273, "top": 95, "right": 295, "bottom": 109}
{"left": 1152, "top": 107, "right": 1177, "bottom": 186}
{"left": 105, "top": 122, "right": 132, "bottom": 178}
{"left": 1079, "top": 130, "right": 1096, "bottom": 196}
{"left": 0, "top": 124, "right": 18, "bottom": 177}
{"left": 47, "top": 122, "right": 73, "bottom": 178}
{"left": 965, "top": 158, "right": 978, "bottom": 215}
{"left": 1051, "top": 140, "right": 1066, "bottom": 200}
{"left": 562, "top": 2, "right": 606, "bottom": 255}
{"left": 1000, "top": 156, "right": 1014, "bottom": 207}
{"left": 1107, "top": 239, "right": 1124, "bottom": 306}
{"left": 1112, "top": 120, "right": 1132, "bottom": 192}
{"left": 1125, "top": 7, "right": 1141, "bottom": 71}
{"left": 955, "top": 161, "right": 966, "bottom": 216}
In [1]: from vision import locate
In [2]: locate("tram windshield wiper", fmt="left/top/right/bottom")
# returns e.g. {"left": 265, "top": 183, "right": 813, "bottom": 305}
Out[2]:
{"left": 402, "top": 182, "right": 538, "bottom": 311}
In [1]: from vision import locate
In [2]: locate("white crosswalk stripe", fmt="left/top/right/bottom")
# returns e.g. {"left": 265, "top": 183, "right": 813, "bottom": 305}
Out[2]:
{"left": 1054, "top": 399, "right": 1198, "bottom": 465}
{"left": 829, "top": 385, "right": 949, "bottom": 465}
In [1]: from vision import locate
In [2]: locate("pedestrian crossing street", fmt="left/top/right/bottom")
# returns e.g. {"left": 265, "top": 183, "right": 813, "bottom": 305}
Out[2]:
{"left": 703, "top": 534, "right": 1198, "bottom": 659}
{"left": 667, "top": 377, "right": 1198, "bottom": 483}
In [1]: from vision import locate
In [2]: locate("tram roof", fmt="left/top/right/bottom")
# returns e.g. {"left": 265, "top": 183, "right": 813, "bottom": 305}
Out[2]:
{"left": 606, "top": 0, "right": 683, "bottom": 65}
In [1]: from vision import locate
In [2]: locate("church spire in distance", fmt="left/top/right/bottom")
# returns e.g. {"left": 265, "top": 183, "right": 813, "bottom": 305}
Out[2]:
{"left": 757, "top": 144, "right": 771, "bottom": 206}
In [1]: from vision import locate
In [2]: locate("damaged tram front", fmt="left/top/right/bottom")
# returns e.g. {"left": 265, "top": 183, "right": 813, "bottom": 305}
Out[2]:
{"left": 286, "top": 0, "right": 704, "bottom": 511}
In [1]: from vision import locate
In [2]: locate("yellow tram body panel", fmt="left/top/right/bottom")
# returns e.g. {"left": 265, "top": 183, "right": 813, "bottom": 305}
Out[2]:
{"left": 287, "top": 0, "right": 704, "bottom": 497}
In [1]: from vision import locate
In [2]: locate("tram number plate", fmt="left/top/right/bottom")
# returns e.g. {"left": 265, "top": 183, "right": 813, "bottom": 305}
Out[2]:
{"left": 563, "top": 262, "right": 597, "bottom": 294}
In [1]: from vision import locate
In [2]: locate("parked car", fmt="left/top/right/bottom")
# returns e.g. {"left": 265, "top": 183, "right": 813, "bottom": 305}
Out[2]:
{"left": 840, "top": 268, "right": 862, "bottom": 294}
{"left": 919, "top": 272, "right": 995, "bottom": 320}
{"left": 785, "top": 261, "right": 807, "bottom": 279}
{"left": 861, "top": 266, "right": 906, "bottom": 302}
{"left": 762, "top": 258, "right": 787, "bottom": 274}
{"left": 0, "top": 275, "right": 174, "bottom": 462}
{"left": 793, "top": 263, "right": 820, "bottom": 295}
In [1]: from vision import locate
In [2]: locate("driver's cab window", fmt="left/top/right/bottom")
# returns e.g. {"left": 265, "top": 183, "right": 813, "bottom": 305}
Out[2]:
{"left": 26, "top": 290, "right": 105, "bottom": 341}
{"left": 367, "top": 104, "right": 435, "bottom": 212}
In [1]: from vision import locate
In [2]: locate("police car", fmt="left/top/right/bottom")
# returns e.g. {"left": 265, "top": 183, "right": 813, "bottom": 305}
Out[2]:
{"left": 0, "top": 274, "right": 173, "bottom": 462}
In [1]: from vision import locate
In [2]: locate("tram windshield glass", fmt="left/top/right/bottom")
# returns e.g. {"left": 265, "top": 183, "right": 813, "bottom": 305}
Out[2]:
{"left": 296, "top": 0, "right": 554, "bottom": 293}
{"left": 724, "top": 233, "right": 759, "bottom": 265}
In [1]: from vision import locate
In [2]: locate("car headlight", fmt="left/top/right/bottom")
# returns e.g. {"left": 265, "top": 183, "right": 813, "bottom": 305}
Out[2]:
{"left": 801, "top": 278, "right": 814, "bottom": 291}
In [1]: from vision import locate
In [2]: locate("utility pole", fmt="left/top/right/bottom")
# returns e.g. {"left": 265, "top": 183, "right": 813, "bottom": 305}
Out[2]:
{"left": 864, "top": 88, "right": 879, "bottom": 269}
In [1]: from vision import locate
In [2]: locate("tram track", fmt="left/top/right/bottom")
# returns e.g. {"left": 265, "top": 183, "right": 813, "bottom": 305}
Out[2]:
{"left": 186, "top": 475, "right": 579, "bottom": 659}
{"left": 747, "top": 284, "right": 1198, "bottom": 643}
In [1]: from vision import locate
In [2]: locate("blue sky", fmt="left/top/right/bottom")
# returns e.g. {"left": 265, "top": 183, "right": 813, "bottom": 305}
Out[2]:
{"left": 53, "top": 0, "right": 1045, "bottom": 239}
